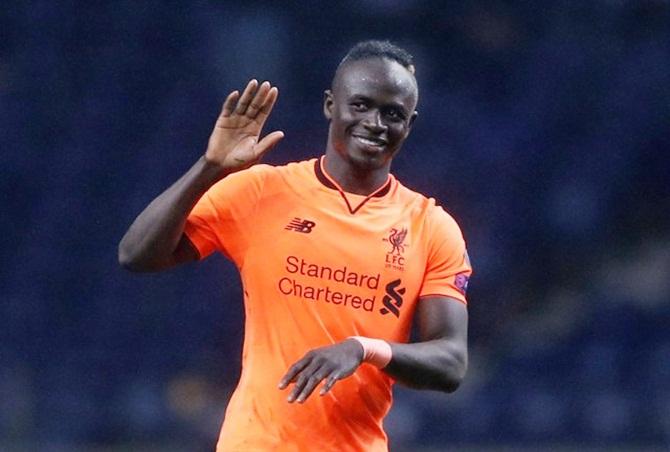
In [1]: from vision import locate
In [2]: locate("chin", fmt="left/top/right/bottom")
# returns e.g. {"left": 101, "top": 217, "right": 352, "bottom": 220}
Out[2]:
{"left": 344, "top": 141, "right": 392, "bottom": 169}
{"left": 347, "top": 151, "right": 387, "bottom": 171}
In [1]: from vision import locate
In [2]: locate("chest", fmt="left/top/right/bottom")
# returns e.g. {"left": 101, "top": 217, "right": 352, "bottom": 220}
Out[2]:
{"left": 237, "top": 186, "right": 434, "bottom": 340}
{"left": 259, "top": 199, "right": 425, "bottom": 277}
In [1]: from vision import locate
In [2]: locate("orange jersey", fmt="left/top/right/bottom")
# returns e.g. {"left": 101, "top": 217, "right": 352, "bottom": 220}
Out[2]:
{"left": 184, "top": 157, "right": 472, "bottom": 451}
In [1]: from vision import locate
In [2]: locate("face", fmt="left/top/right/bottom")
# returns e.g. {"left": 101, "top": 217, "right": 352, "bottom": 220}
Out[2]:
{"left": 324, "top": 58, "right": 418, "bottom": 171}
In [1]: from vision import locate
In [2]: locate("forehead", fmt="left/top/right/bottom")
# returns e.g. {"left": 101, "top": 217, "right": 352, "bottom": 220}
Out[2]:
{"left": 333, "top": 58, "right": 418, "bottom": 106}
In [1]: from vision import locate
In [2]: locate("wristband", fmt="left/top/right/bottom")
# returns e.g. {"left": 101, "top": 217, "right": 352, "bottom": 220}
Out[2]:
{"left": 349, "top": 336, "right": 393, "bottom": 368}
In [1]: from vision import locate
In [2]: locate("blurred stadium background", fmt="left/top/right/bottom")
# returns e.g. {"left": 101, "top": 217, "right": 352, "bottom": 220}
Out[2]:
{"left": 1, "top": 1, "right": 669, "bottom": 450}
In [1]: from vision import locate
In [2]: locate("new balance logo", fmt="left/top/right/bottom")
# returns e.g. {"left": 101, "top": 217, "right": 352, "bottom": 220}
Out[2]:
{"left": 380, "top": 279, "right": 405, "bottom": 317}
{"left": 285, "top": 217, "right": 316, "bottom": 233}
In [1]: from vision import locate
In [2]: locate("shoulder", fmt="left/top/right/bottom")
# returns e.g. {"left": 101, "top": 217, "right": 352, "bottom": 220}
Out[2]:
{"left": 213, "top": 158, "right": 315, "bottom": 189}
{"left": 243, "top": 158, "right": 316, "bottom": 182}
{"left": 394, "top": 180, "right": 465, "bottom": 239}
{"left": 269, "top": 158, "right": 317, "bottom": 176}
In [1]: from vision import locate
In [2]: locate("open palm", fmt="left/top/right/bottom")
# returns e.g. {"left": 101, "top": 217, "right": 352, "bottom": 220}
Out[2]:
{"left": 205, "top": 80, "right": 284, "bottom": 172}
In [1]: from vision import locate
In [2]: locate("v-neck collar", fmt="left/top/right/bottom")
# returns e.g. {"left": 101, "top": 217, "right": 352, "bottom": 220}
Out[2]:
{"left": 313, "top": 156, "right": 393, "bottom": 214}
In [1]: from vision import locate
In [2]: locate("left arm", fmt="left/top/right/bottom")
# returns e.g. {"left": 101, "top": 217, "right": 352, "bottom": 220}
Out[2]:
{"left": 279, "top": 295, "right": 468, "bottom": 402}
{"left": 383, "top": 295, "right": 468, "bottom": 392}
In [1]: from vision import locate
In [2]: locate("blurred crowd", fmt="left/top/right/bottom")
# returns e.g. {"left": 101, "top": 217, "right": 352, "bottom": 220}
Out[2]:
{"left": 1, "top": 1, "right": 668, "bottom": 450}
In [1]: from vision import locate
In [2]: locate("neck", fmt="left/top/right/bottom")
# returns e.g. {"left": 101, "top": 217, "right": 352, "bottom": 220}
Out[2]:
{"left": 322, "top": 149, "right": 391, "bottom": 195}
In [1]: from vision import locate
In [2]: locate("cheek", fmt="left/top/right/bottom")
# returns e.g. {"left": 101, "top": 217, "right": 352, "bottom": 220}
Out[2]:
{"left": 334, "top": 115, "right": 358, "bottom": 134}
{"left": 337, "top": 109, "right": 356, "bottom": 123}
{"left": 389, "top": 124, "right": 408, "bottom": 141}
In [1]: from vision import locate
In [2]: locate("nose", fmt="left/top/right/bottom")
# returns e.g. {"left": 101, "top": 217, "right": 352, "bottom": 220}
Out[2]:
{"left": 362, "top": 110, "right": 386, "bottom": 133}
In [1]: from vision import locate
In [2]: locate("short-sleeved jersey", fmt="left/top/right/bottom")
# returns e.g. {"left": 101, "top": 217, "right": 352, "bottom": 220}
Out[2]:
{"left": 184, "top": 157, "right": 471, "bottom": 452}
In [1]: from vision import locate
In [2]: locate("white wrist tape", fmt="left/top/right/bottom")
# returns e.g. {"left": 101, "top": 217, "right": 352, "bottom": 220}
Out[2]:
{"left": 349, "top": 336, "right": 393, "bottom": 368}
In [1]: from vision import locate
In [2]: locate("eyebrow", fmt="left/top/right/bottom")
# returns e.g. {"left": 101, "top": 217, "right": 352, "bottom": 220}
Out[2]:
{"left": 387, "top": 102, "right": 408, "bottom": 112}
{"left": 349, "top": 95, "right": 409, "bottom": 112}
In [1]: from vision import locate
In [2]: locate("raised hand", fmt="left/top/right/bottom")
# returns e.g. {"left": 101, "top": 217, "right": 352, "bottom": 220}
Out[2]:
{"left": 205, "top": 80, "right": 284, "bottom": 173}
{"left": 278, "top": 339, "right": 364, "bottom": 403}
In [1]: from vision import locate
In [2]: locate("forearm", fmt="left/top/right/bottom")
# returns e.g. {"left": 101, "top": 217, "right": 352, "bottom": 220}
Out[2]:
{"left": 118, "top": 156, "right": 226, "bottom": 272}
{"left": 384, "top": 339, "right": 467, "bottom": 392}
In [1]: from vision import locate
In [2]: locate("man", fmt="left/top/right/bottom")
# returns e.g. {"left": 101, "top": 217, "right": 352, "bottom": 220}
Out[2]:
{"left": 119, "top": 40, "right": 471, "bottom": 451}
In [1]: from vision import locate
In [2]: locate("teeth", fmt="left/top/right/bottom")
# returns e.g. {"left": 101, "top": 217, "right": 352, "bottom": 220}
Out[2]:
{"left": 356, "top": 136, "right": 384, "bottom": 146}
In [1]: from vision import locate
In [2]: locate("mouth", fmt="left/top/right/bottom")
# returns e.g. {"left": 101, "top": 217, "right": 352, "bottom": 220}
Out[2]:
{"left": 352, "top": 134, "right": 388, "bottom": 149}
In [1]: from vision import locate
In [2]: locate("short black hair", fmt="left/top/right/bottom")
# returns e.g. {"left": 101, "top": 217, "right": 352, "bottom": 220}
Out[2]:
{"left": 338, "top": 40, "right": 415, "bottom": 75}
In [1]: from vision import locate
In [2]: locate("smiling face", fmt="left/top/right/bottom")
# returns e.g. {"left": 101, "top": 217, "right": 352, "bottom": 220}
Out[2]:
{"left": 324, "top": 57, "right": 418, "bottom": 173}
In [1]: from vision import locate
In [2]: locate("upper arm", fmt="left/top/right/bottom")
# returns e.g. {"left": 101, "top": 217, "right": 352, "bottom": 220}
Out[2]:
{"left": 416, "top": 295, "right": 468, "bottom": 353}
{"left": 383, "top": 295, "right": 468, "bottom": 390}
{"left": 420, "top": 206, "right": 472, "bottom": 305}
{"left": 122, "top": 233, "right": 199, "bottom": 272}
{"left": 183, "top": 165, "right": 267, "bottom": 263}
{"left": 171, "top": 233, "right": 200, "bottom": 266}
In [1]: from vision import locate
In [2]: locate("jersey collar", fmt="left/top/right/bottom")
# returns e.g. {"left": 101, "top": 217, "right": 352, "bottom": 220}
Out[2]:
{"left": 314, "top": 156, "right": 393, "bottom": 214}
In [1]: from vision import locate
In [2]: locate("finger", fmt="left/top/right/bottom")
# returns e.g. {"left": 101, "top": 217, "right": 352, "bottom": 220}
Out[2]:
{"left": 279, "top": 357, "right": 311, "bottom": 390}
{"left": 287, "top": 366, "right": 313, "bottom": 402}
{"left": 289, "top": 363, "right": 326, "bottom": 403}
{"left": 234, "top": 79, "right": 259, "bottom": 115}
{"left": 246, "top": 81, "right": 271, "bottom": 119}
{"left": 295, "top": 368, "right": 331, "bottom": 403}
{"left": 287, "top": 360, "right": 321, "bottom": 402}
{"left": 220, "top": 90, "right": 240, "bottom": 118}
{"left": 320, "top": 370, "right": 343, "bottom": 396}
{"left": 253, "top": 131, "right": 284, "bottom": 159}
{"left": 255, "top": 86, "right": 279, "bottom": 126}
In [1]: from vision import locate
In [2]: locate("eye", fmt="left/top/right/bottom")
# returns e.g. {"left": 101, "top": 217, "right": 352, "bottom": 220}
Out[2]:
{"left": 350, "top": 101, "right": 368, "bottom": 111}
{"left": 384, "top": 107, "right": 406, "bottom": 121}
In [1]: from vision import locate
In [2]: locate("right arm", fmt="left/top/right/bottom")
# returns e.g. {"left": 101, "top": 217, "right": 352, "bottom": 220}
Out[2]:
{"left": 118, "top": 80, "right": 284, "bottom": 272}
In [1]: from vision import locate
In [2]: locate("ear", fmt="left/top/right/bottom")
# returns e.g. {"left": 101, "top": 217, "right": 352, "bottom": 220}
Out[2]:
{"left": 323, "top": 89, "right": 333, "bottom": 120}
{"left": 408, "top": 110, "right": 418, "bottom": 129}
{"left": 401, "top": 111, "right": 418, "bottom": 140}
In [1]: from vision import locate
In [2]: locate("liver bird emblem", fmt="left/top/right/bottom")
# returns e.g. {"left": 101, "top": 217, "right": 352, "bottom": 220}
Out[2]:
{"left": 388, "top": 228, "right": 408, "bottom": 255}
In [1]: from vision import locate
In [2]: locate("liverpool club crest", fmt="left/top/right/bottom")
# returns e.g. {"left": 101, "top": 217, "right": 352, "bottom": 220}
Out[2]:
{"left": 383, "top": 227, "right": 409, "bottom": 271}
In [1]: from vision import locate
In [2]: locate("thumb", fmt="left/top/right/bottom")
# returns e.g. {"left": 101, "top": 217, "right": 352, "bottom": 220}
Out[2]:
{"left": 253, "top": 131, "right": 285, "bottom": 159}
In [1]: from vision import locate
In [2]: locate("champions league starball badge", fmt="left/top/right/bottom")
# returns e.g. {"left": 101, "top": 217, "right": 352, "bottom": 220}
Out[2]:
{"left": 454, "top": 273, "right": 470, "bottom": 295}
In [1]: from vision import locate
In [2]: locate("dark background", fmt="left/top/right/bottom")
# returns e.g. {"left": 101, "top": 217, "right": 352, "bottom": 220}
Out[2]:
{"left": 1, "top": 1, "right": 669, "bottom": 450}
